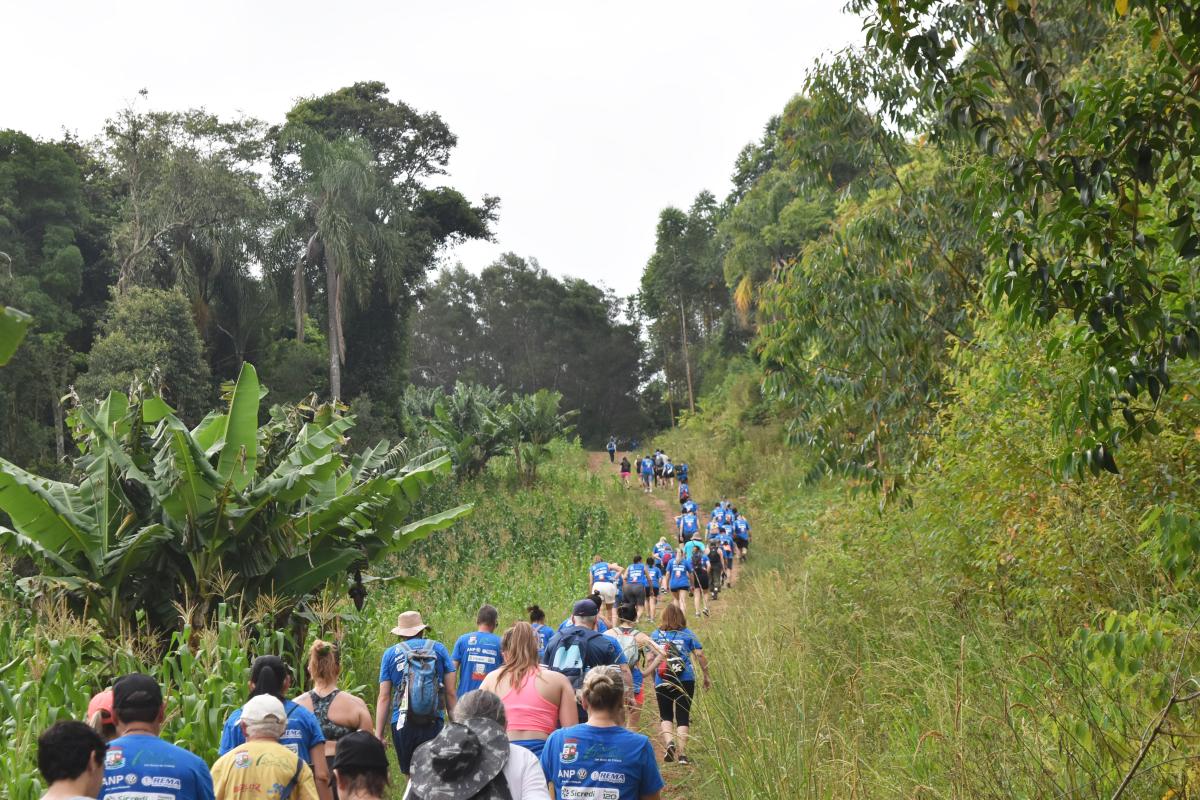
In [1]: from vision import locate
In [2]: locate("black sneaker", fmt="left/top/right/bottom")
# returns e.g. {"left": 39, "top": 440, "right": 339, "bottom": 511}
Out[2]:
{"left": 664, "top": 743, "right": 676, "bottom": 763}
{"left": 678, "top": 755, "right": 691, "bottom": 765}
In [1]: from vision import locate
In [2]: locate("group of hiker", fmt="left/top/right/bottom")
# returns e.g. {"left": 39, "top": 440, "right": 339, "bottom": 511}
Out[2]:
{"left": 35, "top": 450, "right": 750, "bottom": 800}
{"left": 613, "top": 443, "right": 686, "bottom": 495}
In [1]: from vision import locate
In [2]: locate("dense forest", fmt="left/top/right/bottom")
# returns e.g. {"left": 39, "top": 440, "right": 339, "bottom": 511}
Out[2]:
{"left": 0, "top": 81, "right": 660, "bottom": 472}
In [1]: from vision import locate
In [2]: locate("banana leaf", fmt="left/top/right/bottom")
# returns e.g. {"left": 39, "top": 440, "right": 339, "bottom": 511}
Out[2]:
{"left": 216, "top": 363, "right": 260, "bottom": 491}
{"left": 0, "top": 457, "right": 96, "bottom": 565}
{"left": 0, "top": 306, "right": 31, "bottom": 366}
{"left": 265, "top": 547, "right": 362, "bottom": 597}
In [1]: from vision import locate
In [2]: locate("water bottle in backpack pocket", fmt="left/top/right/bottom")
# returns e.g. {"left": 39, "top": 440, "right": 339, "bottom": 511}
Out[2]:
{"left": 657, "top": 635, "right": 687, "bottom": 678}
{"left": 397, "top": 643, "right": 441, "bottom": 727}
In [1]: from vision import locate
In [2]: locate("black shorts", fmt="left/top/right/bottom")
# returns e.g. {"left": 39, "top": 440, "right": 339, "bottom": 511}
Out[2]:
{"left": 697, "top": 572, "right": 710, "bottom": 590}
{"left": 736, "top": 538, "right": 749, "bottom": 551}
{"left": 624, "top": 583, "right": 648, "bottom": 606}
{"left": 656, "top": 678, "right": 695, "bottom": 725}
{"left": 392, "top": 718, "right": 444, "bottom": 775}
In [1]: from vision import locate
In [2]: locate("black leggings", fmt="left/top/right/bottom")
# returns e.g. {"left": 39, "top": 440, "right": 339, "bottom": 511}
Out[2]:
{"left": 656, "top": 678, "right": 695, "bottom": 726}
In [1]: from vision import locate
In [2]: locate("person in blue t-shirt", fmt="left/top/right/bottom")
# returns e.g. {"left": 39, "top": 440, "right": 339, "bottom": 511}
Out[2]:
{"left": 543, "top": 599, "right": 632, "bottom": 723}
{"left": 677, "top": 462, "right": 689, "bottom": 483}
{"left": 678, "top": 481, "right": 690, "bottom": 502}
{"left": 450, "top": 604, "right": 504, "bottom": 699}
{"left": 217, "top": 655, "right": 330, "bottom": 797}
{"left": 652, "top": 537, "right": 673, "bottom": 567}
{"left": 734, "top": 511, "right": 751, "bottom": 561}
{"left": 651, "top": 604, "right": 711, "bottom": 766}
{"left": 639, "top": 455, "right": 655, "bottom": 493}
{"left": 681, "top": 497, "right": 697, "bottom": 514}
{"left": 606, "top": 436, "right": 617, "bottom": 463}
{"left": 675, "top": 510, "right": 700, "bottom": 544}
{"left": 645, "top": 557, "right": 664, "bottom": 619}
{"left": 100, "top": 673, "right": 215, "bottom": 800}
{"left": 374, "top": 610, "right": 456, "bottom": 776}
{"left": 666, "top": 549, "right": 695, "bottom": 609}
{"left": 542, "top": 665, "right": 664, "bottom": 800}
{"left": 528, "top": 604, "right": 555, "bottom": 658}
{"left": 623, "top": 555, "right": 651, "bottom": 620}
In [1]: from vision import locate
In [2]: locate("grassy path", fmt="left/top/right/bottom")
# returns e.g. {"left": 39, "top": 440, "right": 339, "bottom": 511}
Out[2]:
{"left": 585, "top": 452, "right": 750, "bottom": 800}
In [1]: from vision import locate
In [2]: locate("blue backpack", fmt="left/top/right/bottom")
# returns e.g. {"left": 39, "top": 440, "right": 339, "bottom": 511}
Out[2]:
{"left": 550, "top": 628, "right": 604, "bottom": 690}
{"left": 398, "top": 642, "right": 441, "bottom": 725}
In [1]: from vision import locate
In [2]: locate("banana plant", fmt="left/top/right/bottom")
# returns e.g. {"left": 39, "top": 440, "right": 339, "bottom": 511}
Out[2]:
{"left": 0, "top": 362, "right": 472, "bottom": 631}
{"left": 421, "top": 382, "right": 510, "bottom": 480}
{"left": 506, "top": 390, "right": 578, "bottom": 485}
{"left": 0, "top": 305, "right": 31, "bottom": 366}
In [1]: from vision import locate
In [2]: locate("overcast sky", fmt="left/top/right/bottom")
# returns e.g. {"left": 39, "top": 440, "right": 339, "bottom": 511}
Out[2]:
{"left": 3, "top": 1, "right": 863, "bottom": 296}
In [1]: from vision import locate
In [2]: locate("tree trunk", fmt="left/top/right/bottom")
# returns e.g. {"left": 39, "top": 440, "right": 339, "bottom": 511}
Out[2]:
{"left": 678, "top": 297, "right": 696, "bottom": 414}
{"left": 327, "top": 256, "right": 342, "bottom": 401}
{"left": 53, "top": 392, "right": 65, "bottom": 464}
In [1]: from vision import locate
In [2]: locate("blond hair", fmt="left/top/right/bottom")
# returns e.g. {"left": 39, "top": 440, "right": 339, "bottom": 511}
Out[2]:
{"left": 580, "top": 665, "right": 625, "bottom": 713}
{"left": 495, "top": 622, "right": 540, "bottom": 686}
{"left": 307, "top": 639, "right": 339, "bottom": 684}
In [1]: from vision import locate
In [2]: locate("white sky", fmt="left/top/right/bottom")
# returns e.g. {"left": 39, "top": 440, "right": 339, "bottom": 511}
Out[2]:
{"left": 2, "top": 0, "right": 862, "bottom": 296}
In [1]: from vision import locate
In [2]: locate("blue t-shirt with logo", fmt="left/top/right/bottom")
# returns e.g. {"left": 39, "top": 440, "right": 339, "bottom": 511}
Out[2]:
{"left": 667, "top": 558, "right": 693, "bottom": 590}
{"left": 650, "top": 628, "right": 704, "bottom": 684}
{"left": 735, "top": 518, "right": 751, "bottom": 538}
{"left": 678, "top": 482, "right": 690, "bottom": 498}
{"left": 451, "top": 630, "right": 504, "bottom": 698}
{"left": 678, "top": 464, "right": 689, "bottom": 481}
{"left": 625, "top": 562, "right": 649, "bottom": 585}
{"left": 647, "top": 565, "right": 663, "bottom": 589}
{"left": 681, "top": 499, "right": 697, "bottom": 514}
{"left": 218, "top": 699, "right": 324, "bottom": 761}
{"left": 532, "top": 622, "right": 555, "bottom": 657}
{"left": 101, "top": 734, "right": 215, "bottom": 800}
{"left": 640, "top": 458, "right": 653, "bottom": 475}
{"left": 652, "top": 542, "right": 672, "bottom": 563}
{"left": 679, "top": 513, "right": 699, "bottom": 538}
{"left": 541, "top": 724, "right": 664, "bottom": 800}
{"left": 378, "top": 638, "right": 455, "bottom": 724}
{"left": 589, "top": 562, "right": 611, "bottom": 585}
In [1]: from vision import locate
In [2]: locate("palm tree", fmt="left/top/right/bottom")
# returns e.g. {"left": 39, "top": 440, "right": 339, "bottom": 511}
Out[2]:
{"left": 284, "top": 128, "right": 378, "bottom": 401}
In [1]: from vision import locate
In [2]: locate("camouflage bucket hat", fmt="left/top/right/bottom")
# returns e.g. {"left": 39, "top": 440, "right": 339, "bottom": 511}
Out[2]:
{"left": 409, "top": 718, "right": 510, "bottom": 800}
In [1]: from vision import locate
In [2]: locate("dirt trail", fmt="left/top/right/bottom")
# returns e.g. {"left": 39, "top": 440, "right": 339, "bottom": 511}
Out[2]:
{"left": 587, "top": 451, "right": 736, "bottom": 799}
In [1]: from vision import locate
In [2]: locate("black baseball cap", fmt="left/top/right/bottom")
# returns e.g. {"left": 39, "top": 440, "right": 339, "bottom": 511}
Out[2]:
{"left": 112, "top": 673, "right": 163, "bottom": 711}
{"left": 572, "top": 598, "right": 599, "bottom": 617}
{"left": 331, "top": 731, "right": 389, "bottom": 772}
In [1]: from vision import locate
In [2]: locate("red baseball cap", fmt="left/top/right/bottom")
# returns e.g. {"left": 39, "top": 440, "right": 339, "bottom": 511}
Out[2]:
{"left": 87, "top": 689, "right": 114, "bottom": 725}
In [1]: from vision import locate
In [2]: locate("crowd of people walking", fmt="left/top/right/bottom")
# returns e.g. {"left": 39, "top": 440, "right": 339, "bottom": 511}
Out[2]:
{"left": 35, "top": 449, "right": 751, "bottom": 800}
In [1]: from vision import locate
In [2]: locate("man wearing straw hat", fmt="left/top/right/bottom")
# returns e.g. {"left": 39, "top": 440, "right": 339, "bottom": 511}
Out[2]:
{"left": 374, "top": 610, "right": 456, "bottom": 777}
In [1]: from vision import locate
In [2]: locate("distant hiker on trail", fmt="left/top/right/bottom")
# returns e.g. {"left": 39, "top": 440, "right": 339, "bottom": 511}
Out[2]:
{"left": 36, "top": 721, "right": 106, "bottom": 800}
{"left": 588, "top": 555, "right": 620, "bottom": 627}
{"left": 607, "top": 436, "right": 617, "bottom": 463}
{"left": 651, "top": 604, "right": 711, "bottom": 767}
{"left": 451, "top": 604, "right": 504, "bottom": 699}
{"left": 375, "top": 611, "right": 456, "bottom": 776}
{"left": 666, "top": 548, "right": 695, "bottom": 610}
{"left": 527, "top": 605, "right": 554, "bottom": 658}
{"left": 619, "top": 455, "right": 632, "bottom": 488}
{"left": 219, "top": 654, "right": 329, "bottom": 798}
{"left": 675, "top": 508, "right": 700, "bottom": 544}
{"left": 100, "top": 673, "right": 215, "bottom": 800}
{"left": 212, "top": 695, "right": 319, "bottom": 800}
{"left": 707, "top": 543, "right": 725, "bottom": 599}
{"left": 677, "top": 462, "right": 689, "bottom": 484}
{"left": 541, "top": 666, "right": 663, "bottom": 800}
{"left": 541, "top": 598, "right": 632, "bottom": 722}
{"left": 294, "top": 640, "right": 374, "bottom": 800}
{"left": 606, "top": 603, "right": 665, "bottom": 731}
{"left": 622, "top": 555, "right": 650, "bottom": 620}
{"left": 652, "top": 537, "right": 673, "bottom": 569}
{"left": 646, "top": 557, "right": 664, "bottom": 618}
{"left": 678, "top": 481, "right": 690, "bottom": 503}
{"left": 662, "top": 457, "right": 676, "bottom": 489}
{"left": 689, "top": 546, "right": 710, "bottom": 617}
{"left": 640, "top": 454, "right": 654, "bottom": 493}
{"left": 653, "top": 451, "right": 666, "bottom": 488}
{"left": 479, "top": 622, "right": 578, "bottom": 758}
{"left": 734, "top": 510, "right": 751, "bottom": 562}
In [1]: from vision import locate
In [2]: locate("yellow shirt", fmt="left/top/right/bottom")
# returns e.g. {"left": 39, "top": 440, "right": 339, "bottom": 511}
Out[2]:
{"left": 210, "top": 739, "right": 319, "bottom": 800}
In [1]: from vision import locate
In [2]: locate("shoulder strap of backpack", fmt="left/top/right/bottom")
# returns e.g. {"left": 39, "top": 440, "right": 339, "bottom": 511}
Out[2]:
{"left": 278, "top": 755, "right": 304, "bottom": 800}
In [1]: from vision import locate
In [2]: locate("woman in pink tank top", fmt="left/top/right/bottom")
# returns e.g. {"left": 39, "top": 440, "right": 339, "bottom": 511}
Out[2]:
{"left": 480, "top": 621, "right": 578, "bottom": 757}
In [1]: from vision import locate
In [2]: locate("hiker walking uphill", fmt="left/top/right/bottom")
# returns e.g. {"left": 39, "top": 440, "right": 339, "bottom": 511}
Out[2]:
{"left": 607, "top": 436, "right": 617, "bottom": 463}
{"left": 375, "top": 611, "right": 456, "bottom": 776}
{"left": 651, "top": 604, "right": 711, "bottom": 767}
{"left": 542, "top": 599, "right": 632, "bottom": 722}
{"left": 451, "top": 605, "right": 504, "bottom": 699}
{"left": 212, "top": 695, "right": 320, "bottom": 800}
{"left": 294, "top": 640, "right": 374, "bottom": 800}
